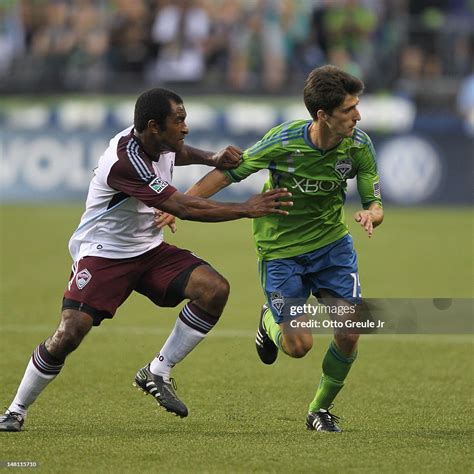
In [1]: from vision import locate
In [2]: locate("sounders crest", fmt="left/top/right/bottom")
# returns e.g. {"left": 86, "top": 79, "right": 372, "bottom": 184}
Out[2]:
{"left": 335, "top": 158, "right": 353, "bottom": 178}
{"left": 270, "top": 291, "right": 285, "bottom": 315}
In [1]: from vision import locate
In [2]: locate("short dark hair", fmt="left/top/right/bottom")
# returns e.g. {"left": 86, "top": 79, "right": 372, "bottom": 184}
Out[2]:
{"left": 303, "top": 65, "right": 364, "bottom": 119}
{"left": 134, "top": 88, "right": 183, "bottom": 132}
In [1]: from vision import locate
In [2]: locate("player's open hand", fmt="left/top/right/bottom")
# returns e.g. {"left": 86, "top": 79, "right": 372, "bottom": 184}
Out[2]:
{"left": 154, "top": 210, "right": 177, "bottom": 233}
{"left": 212, "top": 146, "right": 243, "bottom": 170}
{"left": 354, "top": 210, "right": 374, "bottom": 237}
{"left": 245, "top": 188, "right": 293, "bottom": 218}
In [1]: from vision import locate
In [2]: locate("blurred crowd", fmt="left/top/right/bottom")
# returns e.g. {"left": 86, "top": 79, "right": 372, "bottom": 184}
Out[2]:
{"left": 0, "top": 0, "right": 473, "bottom": 105}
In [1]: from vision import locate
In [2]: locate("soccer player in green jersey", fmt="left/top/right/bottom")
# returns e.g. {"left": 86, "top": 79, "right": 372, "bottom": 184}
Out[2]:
{"left": 161, "top": 65, "right": 384, "bottom": 432}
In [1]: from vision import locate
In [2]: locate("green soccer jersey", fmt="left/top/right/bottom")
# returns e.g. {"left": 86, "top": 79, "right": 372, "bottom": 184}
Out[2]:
{"left": 223, "top": 120, "right": 382, "bottom": 260}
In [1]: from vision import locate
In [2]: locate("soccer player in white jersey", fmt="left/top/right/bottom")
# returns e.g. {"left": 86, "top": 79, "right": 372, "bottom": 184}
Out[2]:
{"left": 0, "top": 88, "right": 292, "bottom": 432}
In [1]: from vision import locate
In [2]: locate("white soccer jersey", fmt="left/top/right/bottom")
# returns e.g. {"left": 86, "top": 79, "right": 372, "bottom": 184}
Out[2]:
{"left": 69, "top": 126, "right": 178, "bottom": 261}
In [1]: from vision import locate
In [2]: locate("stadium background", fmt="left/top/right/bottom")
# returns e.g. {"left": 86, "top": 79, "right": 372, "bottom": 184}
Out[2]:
{"left": 1, "top": 1, "right": 473, "bottom": 472}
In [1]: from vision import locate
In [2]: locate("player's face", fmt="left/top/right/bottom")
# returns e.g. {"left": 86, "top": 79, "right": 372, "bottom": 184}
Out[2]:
{"left": 159, "top": 102, "right": 189, "bottom": 152}
{"left": 325, "top": 94, "right": 361, "bottom": 138}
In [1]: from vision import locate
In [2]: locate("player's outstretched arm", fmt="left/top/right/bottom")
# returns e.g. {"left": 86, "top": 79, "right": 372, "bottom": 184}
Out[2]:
{"left": 175, "top": 145, "right": 242, "bottom": 169}
{"left": 354, "top": 203, "right": 384, "bottom": 238}
{"left": 154, "top": 169, "right": 232, "bottom": 230}
{"left": 186, "top": 169, "right": 232, "bottom": 198}
{"left": 157, "top": 188, "right": 292, "bottom": 223}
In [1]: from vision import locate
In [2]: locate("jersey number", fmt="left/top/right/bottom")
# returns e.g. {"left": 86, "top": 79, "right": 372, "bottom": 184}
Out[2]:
{"left": 350, "top": 272, "right": 361, "bottom": 298}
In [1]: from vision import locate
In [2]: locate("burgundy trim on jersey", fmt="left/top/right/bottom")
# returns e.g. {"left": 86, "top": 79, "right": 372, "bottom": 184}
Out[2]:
{"left": 125, "top": 138, "right": 154, "bottom": 182}
{"left": 132, "top": 134, "right": 158, "bottom": 161}
{"left": 107, "top": 134, "right": 178, "bottom": 208}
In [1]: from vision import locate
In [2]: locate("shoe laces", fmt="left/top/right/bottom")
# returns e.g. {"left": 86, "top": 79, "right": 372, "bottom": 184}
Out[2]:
{"left": 319, "top": 405, "right": 340, "bottom": 426}
{"left": 4, "top": 409, "right": 23, "bottom": 422}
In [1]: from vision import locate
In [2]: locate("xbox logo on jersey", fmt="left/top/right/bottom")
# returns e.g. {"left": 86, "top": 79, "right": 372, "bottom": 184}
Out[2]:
{"left": 290, "top": 177, "right": 340, "bottom": 193}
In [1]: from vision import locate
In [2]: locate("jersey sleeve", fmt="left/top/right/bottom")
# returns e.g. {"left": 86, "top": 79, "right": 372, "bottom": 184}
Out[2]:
{"left": 356, "top": 137, "right": 383, "bottom": 209}
{"left": 107, "top": 158, "right": 177, "bottom": 208}
{"left": 223, "top": 126, "right": 283, "bottom": 183}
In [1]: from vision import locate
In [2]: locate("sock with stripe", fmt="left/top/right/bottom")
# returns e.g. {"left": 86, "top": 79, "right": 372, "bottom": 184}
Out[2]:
{"left": 7, "top": 342, "right": 64, "bottom": 417}
{"left": 263, "top": 307, "right": 286, "bottom": 353}
{"left": 308, "top": 340, "right": 357, "bottom": 412}
{"left": 149, "top": 302, "right": 219, "bottom": 382}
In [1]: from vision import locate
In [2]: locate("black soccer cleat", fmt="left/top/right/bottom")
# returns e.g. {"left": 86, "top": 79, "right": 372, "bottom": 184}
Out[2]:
{"left": 255, "top": 304, "right": 278, "bottom": 365}
{"left": 133, "top": 365, "right": 188, "bottom": 418}
{"left": 306, "top": 408, "right": 342, "bottom": 433}
{"left": 0, "top": 411, "right": 24, "bottom": 432}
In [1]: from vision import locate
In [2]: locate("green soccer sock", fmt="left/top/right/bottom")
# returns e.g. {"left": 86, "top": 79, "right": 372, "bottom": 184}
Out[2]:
{"left": 308, "top": 340, "right": 358, "bottom": 412}
{"left": 263, "top": 307, "right": 285, "bottom": 353}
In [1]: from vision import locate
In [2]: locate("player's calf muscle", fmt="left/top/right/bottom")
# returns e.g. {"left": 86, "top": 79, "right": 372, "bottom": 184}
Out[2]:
{"left": 334, "top": 333, "right": 359, "bottom": 356}
{"left": 45, "top": 310, "right": 93, "bottom": 359}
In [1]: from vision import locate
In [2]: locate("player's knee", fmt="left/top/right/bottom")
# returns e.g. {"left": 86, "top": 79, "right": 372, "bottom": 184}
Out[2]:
{"left": 204, "top": 275, "right": 230, "bottom": 307}
{"left": 214, "top": 276, "right": 230, "bottom": 302}
{"left": 286, "top": 337, "right": 313, "bottom": 358}
{"left": 289, "top": 345, "right": 312, "bottom": 358}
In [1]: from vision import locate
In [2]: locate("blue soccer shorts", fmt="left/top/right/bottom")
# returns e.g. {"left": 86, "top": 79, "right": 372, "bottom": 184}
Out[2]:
{"left": 258, "top": 234, "right": 361, "bottom": 324}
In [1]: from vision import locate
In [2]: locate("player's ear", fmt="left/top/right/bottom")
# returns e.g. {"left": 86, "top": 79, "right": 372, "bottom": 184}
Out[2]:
{"left": 316, "top": 109, "right": 328, "bottom": 122}
{"left": 148, "top": 119, "right": 163, "bottom": 134}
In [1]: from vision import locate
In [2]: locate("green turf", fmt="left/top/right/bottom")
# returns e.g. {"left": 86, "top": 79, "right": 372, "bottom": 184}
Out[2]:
{"left": 0, "top": 205, "right": 473, "bottom": 473}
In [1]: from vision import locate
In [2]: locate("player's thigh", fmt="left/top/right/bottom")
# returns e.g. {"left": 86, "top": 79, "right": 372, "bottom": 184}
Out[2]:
{"left": 136, "top": 242, "right": 207, "bottom": 307}
{"left": 310, "top": 234, "right": 362, "bottom": 300}
{"left": 259, "top": 257, "right": 311, "bottom": 324}
{"left": 63, "top": 256, "right": 140, "bottom": 326}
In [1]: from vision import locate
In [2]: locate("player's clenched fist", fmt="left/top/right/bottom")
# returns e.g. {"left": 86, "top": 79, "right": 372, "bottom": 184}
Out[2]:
{"left": 212, "top": 145, "right": 243, "bottom": 169}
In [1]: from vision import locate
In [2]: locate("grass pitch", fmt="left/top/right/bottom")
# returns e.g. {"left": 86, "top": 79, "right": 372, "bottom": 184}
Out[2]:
{"left": 0, "top": 205, "right": 473, "bottom": 473}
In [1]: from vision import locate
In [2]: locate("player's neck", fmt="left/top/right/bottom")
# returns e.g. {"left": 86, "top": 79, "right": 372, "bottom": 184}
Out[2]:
{"left": 134, "top": 131, "right": 162, "bottom": 159}
{"left": 309, "top": 122, "right": 341, "bottom": 151}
